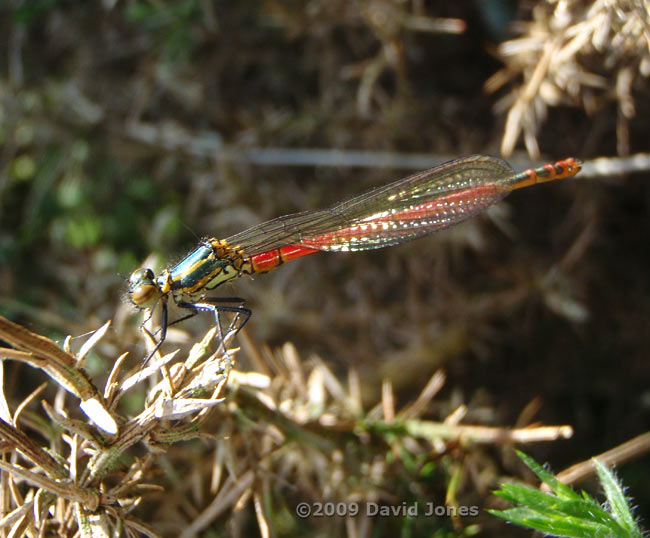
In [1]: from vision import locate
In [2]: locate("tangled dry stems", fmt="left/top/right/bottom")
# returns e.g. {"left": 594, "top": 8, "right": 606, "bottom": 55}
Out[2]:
{"left": 488, "top": 0, "right": 650, "bottom": 157}
{"left": 0, "top": 315, "right": 573, "bottom": 537}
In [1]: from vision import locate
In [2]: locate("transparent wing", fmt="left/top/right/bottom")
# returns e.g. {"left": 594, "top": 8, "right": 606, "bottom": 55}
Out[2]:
{"left": 226, "top": 155, "right": 514, "bottom": 255}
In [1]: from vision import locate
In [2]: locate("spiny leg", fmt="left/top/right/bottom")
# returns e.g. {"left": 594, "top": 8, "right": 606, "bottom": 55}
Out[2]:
{"left": 167, "top": 297, "right": 248, "bottom": 331}
{"left": 177, "top": 298, "right": 251, "bottom": 359}
{"left": 206, "top": 297, "right": 252, "bottom": 336}
{"left": 140, "top": 297, "right": 169, "bottom": 368}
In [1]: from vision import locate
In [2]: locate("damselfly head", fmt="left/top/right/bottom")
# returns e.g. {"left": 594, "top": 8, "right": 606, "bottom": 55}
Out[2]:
{"left": 128, "top": 268, "right": 162, "bottom": 308}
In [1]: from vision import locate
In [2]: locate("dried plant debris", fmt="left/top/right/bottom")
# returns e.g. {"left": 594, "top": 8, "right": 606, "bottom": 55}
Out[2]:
{"left": 487, "top": 0, "right": 650, "bottom": 157}
{"left": 262, "top": 0, "right": 466, "bottom": 117}
{"left": 0, "top": 316, "right": 117, "bottom": 435}
{"left": 0, "top": 317, "right": 235, "bottom": 537}
{"left": 0, "top": 316, "right": 573, "bottom": 536}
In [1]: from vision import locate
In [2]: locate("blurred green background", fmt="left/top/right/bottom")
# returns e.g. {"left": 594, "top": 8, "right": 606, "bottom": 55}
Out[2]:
{"left": 1, "top": 0, "right": 649, "bottom": 535}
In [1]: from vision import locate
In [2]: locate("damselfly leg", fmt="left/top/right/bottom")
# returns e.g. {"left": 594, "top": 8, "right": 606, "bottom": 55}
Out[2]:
{"left": 176, "top": 298, "right": 251, "bottom": 355}
{"left": 139, "top": 297, "right": 250, "bottom": 367}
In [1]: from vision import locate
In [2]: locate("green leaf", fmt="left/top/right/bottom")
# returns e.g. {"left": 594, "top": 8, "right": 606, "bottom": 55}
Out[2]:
{"left": 594, "top": 459, "right": 643, "bottom": 538}
{"left": 490, "top": 452, "right": 646, "bottom": 538}
{"left": 489, "top": 507, "right": 615, "bottom": 538}
{"left": 492, "top": 483, "right": 567, "bottom": 511}
{"left": 516, "top": 450, "right": 579, "bottom": 500}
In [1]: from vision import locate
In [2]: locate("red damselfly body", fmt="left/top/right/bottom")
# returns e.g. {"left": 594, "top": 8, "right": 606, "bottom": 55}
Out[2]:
{"left": 129, "top": 154, "right": 581, "bottom": 360}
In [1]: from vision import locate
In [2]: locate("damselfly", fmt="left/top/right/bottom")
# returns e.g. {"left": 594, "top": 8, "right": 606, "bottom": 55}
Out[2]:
{"left": 129, "top": 154, "right": 581, "bottom": 359}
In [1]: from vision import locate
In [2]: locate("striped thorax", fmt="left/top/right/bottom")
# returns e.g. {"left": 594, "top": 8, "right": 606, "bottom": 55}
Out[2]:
{"left": 128, "top": 239, "right": 252, "bottom": 309}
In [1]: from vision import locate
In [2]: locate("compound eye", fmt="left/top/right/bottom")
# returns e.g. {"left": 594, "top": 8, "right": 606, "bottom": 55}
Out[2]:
{"left": 128, "top": 268, "right": 160, "bottom": 307}
{"left": 129, "top": 268, "right": 154, "bottom": 286}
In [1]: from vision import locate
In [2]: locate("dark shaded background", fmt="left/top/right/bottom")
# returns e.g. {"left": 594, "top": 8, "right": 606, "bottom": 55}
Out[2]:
{"left": 1, "top": 1, "right": 649, "bottom": 535}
